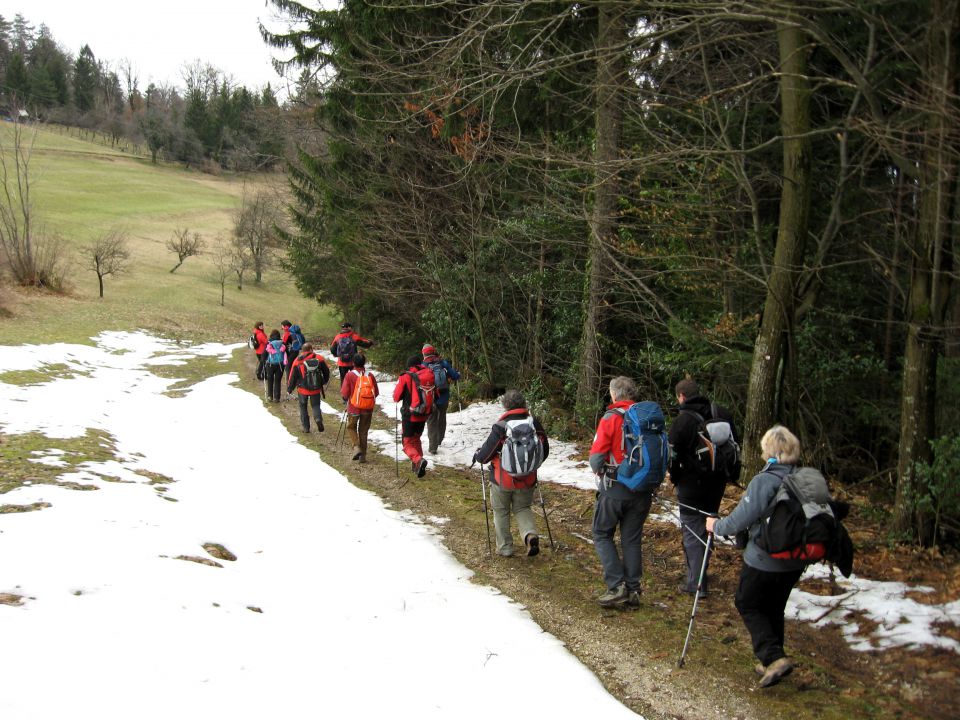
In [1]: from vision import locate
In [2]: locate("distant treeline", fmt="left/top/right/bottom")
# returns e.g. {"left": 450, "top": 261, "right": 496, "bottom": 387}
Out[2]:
{"left": 0, "top": 12, "right": 310, "bottom": 171}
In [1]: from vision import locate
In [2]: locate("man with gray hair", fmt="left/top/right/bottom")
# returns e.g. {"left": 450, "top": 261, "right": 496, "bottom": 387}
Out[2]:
{"left": 588, "top": 376, "right": 653, "bottom": 608}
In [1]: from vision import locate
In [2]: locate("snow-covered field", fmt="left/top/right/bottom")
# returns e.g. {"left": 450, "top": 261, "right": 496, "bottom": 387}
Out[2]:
{"left": 0, "top": 334, "right": 958, "bottom": 720}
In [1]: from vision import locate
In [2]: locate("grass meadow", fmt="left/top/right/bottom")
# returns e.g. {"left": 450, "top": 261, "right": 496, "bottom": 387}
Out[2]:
{"left": 0, "top": 121, "right": 332, "bottom": 346}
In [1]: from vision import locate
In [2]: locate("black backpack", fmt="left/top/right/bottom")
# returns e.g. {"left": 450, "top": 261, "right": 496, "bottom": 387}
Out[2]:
{"left": 757, "top": 467, "right": 837, "bottom": 563}
{"left": 301, "top": 357, "right": 327, "bottom": 391}
{"left": 681, "top": 404, "right": 742, "bottom": 483}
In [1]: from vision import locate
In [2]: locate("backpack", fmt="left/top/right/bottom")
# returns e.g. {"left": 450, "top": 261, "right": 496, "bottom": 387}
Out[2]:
{"left": 350, "top": 372, "right": 376, "bottom": 411}
{"left": 335, "top": 335, "right": 357, "bottom": 364}
{"left": 499, "top": 416, "right": 545, "bottom": 478}
{"left": 248, "top": 334, "right": 257, "bottom": 350}
{"left": 757, "top": 467, "right": 837, "bottom": 562}
{"left": 288, "top": 325, "right": 305, "bottom": 352}
{"left": 406, "top": 368, "right": 435, "bottom": 416}
{"left": 266, "top": 340, "right": 285, "bottom": 365}
{"left": 301, "top": 357, "right": 326, "bottom": 391}
{"left": 615, "top": 401, "right": 670, "bottom": 492}
{"left": 428, "top": 360, "right": 449, "bottom": 393}
{"left": 682, "top": 404, "right": 742, "bottom": 483}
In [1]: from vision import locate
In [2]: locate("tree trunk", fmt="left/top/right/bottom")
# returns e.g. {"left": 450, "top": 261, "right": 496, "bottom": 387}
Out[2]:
{"left": 894, "top": 0, "right": 959, "bottom": 543}
{"left": 742, "top": 13, "right": 812, "bottom": 475}
{"left": 97, "top": 273, "right": 104, "bottom": 299}
{"left": 575, "top": 2, "right": 628, "bottom": 421}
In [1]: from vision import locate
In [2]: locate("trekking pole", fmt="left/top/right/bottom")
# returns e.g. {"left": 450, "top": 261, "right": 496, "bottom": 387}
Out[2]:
{"left": 678, "top": 531, "right": 714, "bottom": 668}
{"left": 536, "top": 483, "right": 556, "bottom": 550}
{"left": 336, "top": 410, "right": 347, "bottom": 450}
{"left": 479, "top": 463, "right": 492, "bottom": 557}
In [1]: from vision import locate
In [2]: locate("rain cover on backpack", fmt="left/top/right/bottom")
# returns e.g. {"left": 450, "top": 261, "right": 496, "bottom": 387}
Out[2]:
{"left": 499, "top": 416, "right": 545, "bottom": 478}
{"left": 266, "top": 340, "right": 285, "bottom": 365}
{"left": 683, "top": 404, "right": 742, "bottom": 483}
{"left": 616, "top": 401, "right": 669, "bottom": 492}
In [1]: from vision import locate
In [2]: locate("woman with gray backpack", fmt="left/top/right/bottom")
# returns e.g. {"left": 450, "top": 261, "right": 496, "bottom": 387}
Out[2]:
{"left": 472, "top": 390, "right": 549, "bottom": 557}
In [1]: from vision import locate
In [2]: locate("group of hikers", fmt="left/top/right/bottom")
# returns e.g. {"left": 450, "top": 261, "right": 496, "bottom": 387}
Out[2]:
{"left": 249, "top": 322, "right": 852, "bottom": 690}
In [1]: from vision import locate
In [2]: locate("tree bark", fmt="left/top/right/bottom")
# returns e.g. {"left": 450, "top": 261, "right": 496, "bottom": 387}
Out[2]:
{"left": 742, "top": 12, "right": 812, "bottom": 474}
{"left": 894, "top": 0, "right": 959, "bottom": 543}
{"left": 575, "top": 2, "right": 628, "bottom": 421}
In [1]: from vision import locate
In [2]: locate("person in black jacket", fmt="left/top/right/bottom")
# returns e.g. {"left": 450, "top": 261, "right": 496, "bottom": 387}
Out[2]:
{"left": 668, "top": 378, "right": 740, "bottom": 595}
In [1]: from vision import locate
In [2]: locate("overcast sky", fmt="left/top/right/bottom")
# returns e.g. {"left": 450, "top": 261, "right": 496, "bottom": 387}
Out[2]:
{"left": 0, "top": 1, "right": 327, "bottom": 95}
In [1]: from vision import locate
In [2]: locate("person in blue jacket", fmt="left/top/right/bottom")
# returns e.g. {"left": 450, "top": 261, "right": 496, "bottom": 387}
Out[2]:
{"left": 421, "top": 344, "right": 461, "bottom": 454}
{"left": 706, "top": 425, "right": 806, "bottom": 689}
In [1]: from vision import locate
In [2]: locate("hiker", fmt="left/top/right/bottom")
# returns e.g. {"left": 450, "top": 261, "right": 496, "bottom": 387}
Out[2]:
{"left": 252, "top": 321, "right": 268, "bottom": 381}
{"left": 340, "top": 353, "right": 379, "bottom": 463}
{"left": 421, "top": 344, "right": 461, "bottom": 454}
{"left": 472, "top": 390, "right": 549, "bottom": 557}
{"left": 588, "top": 376, "right": 656, "bottom": 609}
{"left": 392, "top": 354, "right": 435, "bottom": 478}
{"left": 669, "top": 378, "right": 741, "bottom": 596}
{"left": 287, "top": 343, "right": 330, "bottom": 433}
{"left": 330, "top": 322, "right": 374, "bottom": 383}
{"left": 280, "top": 320, "right": 304, "bottom": 373}
{"left": 706, "top": 425, "right": 805, "bottom": 689}
{"left": 263, "top": 329, "right": 287, "bottom": 402}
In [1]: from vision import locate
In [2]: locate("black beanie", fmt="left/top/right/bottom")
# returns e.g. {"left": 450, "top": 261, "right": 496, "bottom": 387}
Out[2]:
{"left": 405, "top": 354, "right": 422, "bottom": 369}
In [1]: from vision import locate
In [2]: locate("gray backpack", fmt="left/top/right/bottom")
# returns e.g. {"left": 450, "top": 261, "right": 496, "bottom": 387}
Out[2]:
{"left": 499, "top": 416, "right": 545, "bottom": 477}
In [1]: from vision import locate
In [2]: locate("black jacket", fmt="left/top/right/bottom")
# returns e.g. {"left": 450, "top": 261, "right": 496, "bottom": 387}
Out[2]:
{"left": 668, "top": 395, "right": 738, "bottom": 510}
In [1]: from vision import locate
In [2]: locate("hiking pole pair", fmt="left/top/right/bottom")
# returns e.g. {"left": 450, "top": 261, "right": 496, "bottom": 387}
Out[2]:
{"left": 474, "top": 461, "right": 493, "bottom": 557}
{"left": 536, "top": 483, "right": 556, "bottom": 550}
{"left": 678, "top": 531, "right": 714, "bottom": 668}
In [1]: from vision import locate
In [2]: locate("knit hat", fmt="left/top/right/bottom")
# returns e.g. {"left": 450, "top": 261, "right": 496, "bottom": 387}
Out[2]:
{"left": 421, "top": 344, "right": 437, "bottom": 359}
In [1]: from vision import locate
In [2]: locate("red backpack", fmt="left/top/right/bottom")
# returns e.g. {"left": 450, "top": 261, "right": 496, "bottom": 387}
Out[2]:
{"left": 406, "top": 367, "right": 436, "bottom": 416}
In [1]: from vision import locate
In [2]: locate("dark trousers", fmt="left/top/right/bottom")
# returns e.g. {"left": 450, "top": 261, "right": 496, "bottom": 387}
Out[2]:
{"left": 297, "top": 393, "right": 324, "bottom": 432}
{"left": 592, "top": 490, "right": 653, "bottom": 592}
{"left": 255, "top": 352, "right": 266, "bottom": 380}
{"left": 338, "top": 365, "right": 351, "bottom": 382}
{"left": 734, "top": 563, "right": 804, "bottom": 666}
{"left": 264, "top": 363, "right": 284, "bottom": 401}
{"left": 426, "top": 402, "right": 449, "bottom": 453}
{"left": 680, "top": 506, "right": 711, "bottom": 592}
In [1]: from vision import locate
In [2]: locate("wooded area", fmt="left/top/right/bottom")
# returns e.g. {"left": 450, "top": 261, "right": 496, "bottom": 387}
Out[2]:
{"left": 264, "top": 0, "right": 960, "bottom": 548}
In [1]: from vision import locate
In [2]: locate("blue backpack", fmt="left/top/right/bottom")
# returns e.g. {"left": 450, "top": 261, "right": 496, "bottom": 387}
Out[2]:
{"left": 266, "top": 340, "right": 285, "bottom": 365}
{"left": 288, "top": 325, "right": 305, "bottom": 352}
{"left": 615, "top": 401, "right": 669, "bottom": 492}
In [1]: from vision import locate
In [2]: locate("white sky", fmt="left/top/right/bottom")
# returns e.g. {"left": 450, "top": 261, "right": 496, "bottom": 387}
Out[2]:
{"left": 0, "top": 332, "right": 956, "bottom": 718}
{"left": 0, "top": 1, "right": 329, "bottom": 94}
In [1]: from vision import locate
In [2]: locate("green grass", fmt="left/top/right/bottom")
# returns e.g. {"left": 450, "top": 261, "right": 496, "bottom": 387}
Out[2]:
{"left": 0, "top": 121, "right": 334, "bottom": 346}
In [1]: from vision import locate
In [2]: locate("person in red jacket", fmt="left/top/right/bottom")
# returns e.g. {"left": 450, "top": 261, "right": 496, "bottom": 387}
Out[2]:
{"left": 588, "top": 375, "right": 652, "bottom": 609}
{"left": 472, "top": 390, "right": 550, "bottom": 557}
{"left": 340, "top": 354, "right": 379, "bottom": 463}
{"left": 392, "top": 354, "right": 435, "bottom": 478}
{"left": 330, "top": 322, "right": 374, "bottom": 382}
{"left": 287, "top": 343, "right": 330, "bottom": 433}
{"left": 252, "top": 321, "right": 269, "bottom": 381}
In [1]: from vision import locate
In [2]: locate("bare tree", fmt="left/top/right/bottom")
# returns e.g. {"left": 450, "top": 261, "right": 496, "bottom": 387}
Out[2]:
{"left": 166, "top": 227, "right": 203, "bottom": 273}
{"left": 81, "top": 229, "right": 130, "bottom": 298}
{"left": 0, "top": 119, "right": 38, "bottom": 285}
{"left": 230, "top": 233, "right": 254, "bottom": 290}
{"left": 233, "top": 187, "right": 285, "bottom": 283}
{"left": 211, "top": 236, "right": 232, "bottom": 305}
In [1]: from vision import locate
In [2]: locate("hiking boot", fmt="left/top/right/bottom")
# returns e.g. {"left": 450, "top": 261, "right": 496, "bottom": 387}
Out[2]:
{"left": 678, "top": 584, "right": 708, "bottom": 598}
{"left": 317, "top": 424, "right": 324, "bottom": 432}
{"left": 416, "top": 459, "right": 428, "bottom": 478}
{"left": 758, "top": 657, "right": 794, "bottom": 688}
{"left": 525, "top": 535, "right": 540, "bottom": 557}
{"left": 428, "top": 445, "right": 438, "bottom": 454}
{"left": 352, "top": 451, "right": 362, "bottom": 461}
{"left": 754, "top": 663, "right": 766, "bottom": 676}
{"left": 625, "top": 589, "right": 642, "bottom": 608}
{"left": 598, "top": 583, "right": 629, "bottom": 608}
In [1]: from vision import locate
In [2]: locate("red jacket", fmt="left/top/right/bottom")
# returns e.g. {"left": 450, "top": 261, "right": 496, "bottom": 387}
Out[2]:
{"left": 392, "top": 364, "right": 435, "bottom": 422}
{"left": 588, "top": 399, "right": 634, "bottom": 476}
{"left": 330, "top": 331, "right": 373, "bottom": 367}
{"left": 287, "top": 352, "right": 330, "bottom": 396}
{"left": 253, "top": 327, "right": 269, "bottom": 354}
{"left": 341, "top": 368, "right": 380, "bottom": 413}
{"left": 474, "top": 408, "right": 549, "bottom": 489}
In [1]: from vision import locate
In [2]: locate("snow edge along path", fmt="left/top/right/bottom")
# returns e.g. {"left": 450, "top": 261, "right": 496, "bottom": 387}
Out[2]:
{"left": 0, "top": 332, "right": 641, "bottom": 720}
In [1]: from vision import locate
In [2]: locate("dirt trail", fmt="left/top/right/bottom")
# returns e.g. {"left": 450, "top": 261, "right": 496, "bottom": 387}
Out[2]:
{"left": 245, "top": 357, "right": 957, "bottom": 720}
